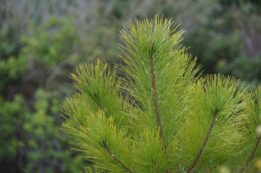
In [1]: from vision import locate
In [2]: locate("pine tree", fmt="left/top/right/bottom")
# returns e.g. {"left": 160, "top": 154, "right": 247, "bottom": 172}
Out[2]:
{"left": 62, "top": 16, "right": 261, "bottom": 173}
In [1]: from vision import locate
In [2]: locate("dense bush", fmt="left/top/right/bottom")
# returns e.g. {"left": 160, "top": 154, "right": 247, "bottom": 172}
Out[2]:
{"left": 21, "top": 17, "right": 81, "bottom": 67}
{"left": 23, "top": 89, "right": 84, "bottom": 173}
{"left": 181, "top": 1, "right": 261, "bottom": 82}
{"left": 0, "top": 95, "right": 26, "bottom": 172}
{"left": 0, "top": 15, "right": 86, "bottom": 172}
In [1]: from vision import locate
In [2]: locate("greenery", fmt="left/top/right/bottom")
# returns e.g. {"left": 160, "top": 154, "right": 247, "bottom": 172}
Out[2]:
{"left": 63, "top": 17, "right": 261, "bottom": 173}
{"left": 0, "top": 0, "right": 260, "bottom": 172}
{"left": 23, "top": 89, "right": 84, "bottom": 173}
{"left": 0, "top": 14, "right": 86, "bottom": 173}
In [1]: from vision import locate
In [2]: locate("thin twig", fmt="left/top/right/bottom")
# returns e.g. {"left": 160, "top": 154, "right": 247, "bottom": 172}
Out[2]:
{"left": 149, "top": 43, "right": 172, "bottom": 173}
{"left": 186, "top": 108, "right": 219, "bottom": 173}
{"left": 148, "top": 43, "right": 166, "bottom": 150}
{"left": 238, "top": 136, "right": 261, "bottom": 173}
{"left": 103, "top": 143, "right": 135, "bottom": 173}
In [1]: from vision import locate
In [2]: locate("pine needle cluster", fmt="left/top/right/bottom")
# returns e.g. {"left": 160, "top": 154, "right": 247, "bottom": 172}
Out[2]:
{"left": 62, "top": 16, "right": 261, "bottom": 173}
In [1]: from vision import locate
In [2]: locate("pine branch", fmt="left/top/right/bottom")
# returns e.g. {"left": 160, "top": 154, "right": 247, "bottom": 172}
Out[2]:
{"left": 186, "top": 108, "right": 219, "bottom": 173}
{"left": 102, "top": 141, "right": 135, "bottom": 173}
{"left": 148, "top": 43, "right": 166, "bottom": 150}
{"left": 239, "top": 136, "right": 261, "bottom": 173}
{"left": 63, "top": 17, "right": 258, "bottom": 172}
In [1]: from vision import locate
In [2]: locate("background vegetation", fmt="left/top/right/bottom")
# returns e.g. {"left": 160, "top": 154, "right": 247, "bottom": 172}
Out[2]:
{"left": 0, "top": 0, "right": 260, "bottom": 172}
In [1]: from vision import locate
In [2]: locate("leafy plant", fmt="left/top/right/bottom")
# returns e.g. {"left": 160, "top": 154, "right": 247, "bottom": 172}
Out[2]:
{"left": 62, "top": 16, "right": 261, "bottom": 172}
{"left": 0, "top": 15, "right": 86, "bottom": 172}
{"left": 24, "top": 89, "right": 84, "bottom": 173}
{"left": 20, "top": 16, "right": 81, "bottom": 68}
{"left": 0, "top": 56, "right": 26, "bottom": 92}
{"left": 0, "top": 95, "right": 26, "bottom": 159}
{"left": 0, "top": 95, "right": 26, "bottom": 172}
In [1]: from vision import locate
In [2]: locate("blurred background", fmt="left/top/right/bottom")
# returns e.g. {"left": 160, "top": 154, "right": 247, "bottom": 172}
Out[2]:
{"left": 0, "top": 0, "right": 260, "bottom": 172}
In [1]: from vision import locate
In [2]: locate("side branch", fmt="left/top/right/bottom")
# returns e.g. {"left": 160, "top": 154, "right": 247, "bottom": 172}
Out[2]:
{"left": 238, "top": 136, "right": 261, "bottom": 173}
{"left": 102, "top": 141, "right": 135, "bottom": 173}
{"left": 148, "top": 43, "right": 165, "bottom": 149}
{"left": 186, "top": 108, "right": 219, "bottom": 173}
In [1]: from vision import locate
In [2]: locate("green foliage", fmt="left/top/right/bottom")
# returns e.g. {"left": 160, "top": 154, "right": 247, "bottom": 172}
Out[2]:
{"left": 0, "top": 0, "right": 260, "bottom": 172}
{"left": 0, "top": 56, "right": 26, "bottom": 91}
{"left": 182, "top": 1, "right": 261, "bottom": 83}
{"left": 84, "top": 26, "right": 119, "bottom": 63}
{"left": 0, "top": 95, "right": 25, "bottom": 159}
{"left": 0, "top": 26, "right": 18, "bottom": 58}
{"left": 20, "top": 16, "right": 81, "bottom": 68}
{"left": 24, "top": 89, "right": 84, "bottom": 173}
{"left": 176, "top": 76, "right": 251, "bottom": 170}
{"left": 185, "top": 29, "right": 242, "bottom": 74}
{"left": 217, "top": 56, "right": 261, "bottom": 84}
{"left": 0, "top": 14, "right": 86, "bottom": 172}
{"left": 63, "top": 17, "right": 261, "bottom": 173}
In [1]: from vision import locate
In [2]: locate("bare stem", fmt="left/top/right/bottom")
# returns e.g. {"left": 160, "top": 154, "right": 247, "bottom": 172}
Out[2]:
{"left": 186, "top": 108, "right": 219, "bottom": 173}
{"left": 238, "top": 136, "right": 261, "bottom": 173}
